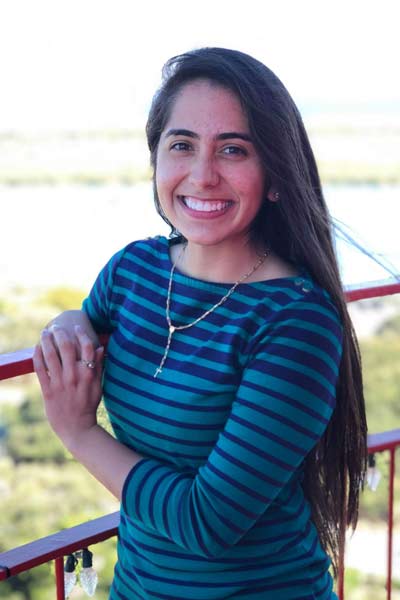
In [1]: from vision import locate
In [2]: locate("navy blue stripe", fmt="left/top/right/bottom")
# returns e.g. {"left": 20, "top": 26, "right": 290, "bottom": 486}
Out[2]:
{"left": 235, "top": 397, "right": 320, "bottom": 441}
{"left": 199, "top": 475, "right": 259, "bottom": 519}
{"left": 220, "top": 430, "right": 293, "bottom": 471}
{"left": 162, "top": 473, "right": 188, "bottom": 539}
{"left": 206, "top": 462, "right": 272, "bottom": 503}
{"left": 107, "top": 391, "right": 222, "bottom": 430}
{"left": 229, "top": 413, "right": 305, "bottom": 455}
{"left": 148, "top": 470, "right": 171, "bottom": 529}
{"left": 240, "top": 379, "right": 330, "bottom": 423}
{"left": 213, "top": 445, "right": 282, "bottom": 487}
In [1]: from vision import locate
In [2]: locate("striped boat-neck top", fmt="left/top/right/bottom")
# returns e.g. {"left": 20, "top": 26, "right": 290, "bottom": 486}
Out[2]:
{"left": 83, "top": 235, "right": 342, "bottom": 600}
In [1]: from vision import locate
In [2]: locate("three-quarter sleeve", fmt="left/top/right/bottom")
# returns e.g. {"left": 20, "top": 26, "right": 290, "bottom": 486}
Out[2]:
{"left": 121, "top": 293, "right": 343, "bottom": 558}
{"left": 82, "top": 247, "right": 125, "bottom": 333}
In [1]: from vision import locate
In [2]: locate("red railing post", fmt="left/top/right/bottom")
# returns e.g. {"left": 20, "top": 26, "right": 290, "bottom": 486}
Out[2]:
{"left": 386, "top": 449, "right": 395, "bottom": 600}
{"left": 55, "top": 556, "right": 65, "bottom": 600}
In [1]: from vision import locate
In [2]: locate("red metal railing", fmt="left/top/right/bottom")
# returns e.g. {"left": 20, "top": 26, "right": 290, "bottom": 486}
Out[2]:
{"left": 1, "top": 281, "right": 399, "bottom": 381}
{"left": 366, "top": 431, "right": 399, "bottom": 600}
{"left": 1, "top": 280, "right": 399, "bottom": 599}
{"left": 0, "top": 427, "right": 398, "bottom": 600}
{"left": 0, "top": 513, "right": 119, "bottom": 599}
{"left": 344, "top": 279, "right": 400, "bottom": 302}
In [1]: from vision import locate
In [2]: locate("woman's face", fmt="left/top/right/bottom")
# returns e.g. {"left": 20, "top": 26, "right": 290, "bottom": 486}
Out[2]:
{"left": 155, "top": 79, "right": 266, "bottom": 250}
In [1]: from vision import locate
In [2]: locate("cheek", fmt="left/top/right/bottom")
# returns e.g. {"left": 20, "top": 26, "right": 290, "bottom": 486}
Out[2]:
{"left": 155, "top": 160, "right": 185, "bottom": 196}
{"left": 249, "top": 166, "right": 266, "bottom": 201}
{"left": 234, "top": 169, "right": 265, "bottom": 203}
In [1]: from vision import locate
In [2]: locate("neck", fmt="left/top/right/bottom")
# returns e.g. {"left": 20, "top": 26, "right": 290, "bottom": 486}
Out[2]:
{"left": 176, "top": 240, "right": 266, "bottom": 283}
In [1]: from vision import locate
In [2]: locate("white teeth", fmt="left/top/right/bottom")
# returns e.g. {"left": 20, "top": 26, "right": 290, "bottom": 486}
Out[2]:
{"left": 182, "top": 196, "right": 230, "bottom": 212}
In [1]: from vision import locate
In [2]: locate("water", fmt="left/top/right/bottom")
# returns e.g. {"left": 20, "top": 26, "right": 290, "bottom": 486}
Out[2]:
{"left": 1, "top": 182, "right": 399, "bottom": 291}
{"left": 325, "top": 184, "right": 400, "bottom": 285}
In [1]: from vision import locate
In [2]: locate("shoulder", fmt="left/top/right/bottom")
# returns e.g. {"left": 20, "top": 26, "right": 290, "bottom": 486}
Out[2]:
{"left": 245, "top": 274, "right": 343, "bottom": 347}
{"left": 266, "top": 279, "right": 344, "bottom": 364}
{"left": 112, "top": 235, "right": 170, "bottom": 274}
{"left": 276, "top": 277, "right": 341, "bottom": 332}
{"left": 241, "top": 280, "right": 344, "bottom": 386}
{"left": 90, "top": 235, "right": 170, "bottom": 296}
{"left": 121, "top": 235, "right": 169, "bottom": 260}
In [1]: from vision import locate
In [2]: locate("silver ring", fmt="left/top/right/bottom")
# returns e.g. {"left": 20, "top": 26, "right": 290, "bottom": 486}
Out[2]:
{"left": 82, "top": 359, "right": 96, "bottom": 369}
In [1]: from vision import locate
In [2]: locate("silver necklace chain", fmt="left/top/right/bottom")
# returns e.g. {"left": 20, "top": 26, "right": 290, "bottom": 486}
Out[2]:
{"left": 154, "top": 246, "right": 268, "bottom": 377}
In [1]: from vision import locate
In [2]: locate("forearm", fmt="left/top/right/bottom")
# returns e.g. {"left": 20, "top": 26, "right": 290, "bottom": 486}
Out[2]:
{"left": 34, "top": 325, "right": 141, "bottom": 500}
{"left": 47, "top": 310, "right": 100, "bottom": 348}
{"left": 66, "top": 424, "right": 144, "bottom": 500}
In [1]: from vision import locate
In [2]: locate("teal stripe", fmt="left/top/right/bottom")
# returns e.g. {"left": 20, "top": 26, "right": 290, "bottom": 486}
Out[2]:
{"left": 254, "top": 352, "right": 337, "bottom": 394}
{"left": 273, "top": 335, "right": 340, "bottom": 373}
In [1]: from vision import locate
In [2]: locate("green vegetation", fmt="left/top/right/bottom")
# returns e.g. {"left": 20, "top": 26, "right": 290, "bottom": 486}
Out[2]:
{"left": 0, "top": 286, "right": 118, "bottom": 598}
{"left": 0, "top": 128, "right": 399, "bottom": 185}
{"left": 0, "top": 287, "right": 400, "bottom": 598}
{"left": 0, "top": 168, "right": 152, "bottom": 187}
{"left": 343, "top": 569, "right": 400, "bottom": 600}
{"left": 318, "top": 161, "right": 400, "bottom": 185}
{"left": 0, "top": 286, "right": 87, "bottom": 353}
{"left": 0, "top": 385, "right": 118, "bottom": 599}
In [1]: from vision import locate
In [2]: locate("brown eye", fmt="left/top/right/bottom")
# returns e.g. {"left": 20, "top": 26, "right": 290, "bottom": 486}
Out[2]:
{"left": 171, "top": 141, "right": 192, "bottom": 152}
{"left": 222, "top": 145, "right": 247, "bottom": 156}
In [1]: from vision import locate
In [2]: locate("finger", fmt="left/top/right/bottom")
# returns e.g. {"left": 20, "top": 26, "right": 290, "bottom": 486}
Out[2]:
{"left": 75, "top": 325, "right": 96, "bottom": 363}
{"left": 40, "top": 329, "right": 63, "bottom": 379}
{"left": 50, "top": 325, "right": 77, "bottom": 372}
{"left": 79, "top": 346, "right": 105, "bottom": 382}
{"left": 33, "top": 343, "right": 51, "bottom": 393}
{"left": 94, "top": 346, "right": 105, "bottom": 376}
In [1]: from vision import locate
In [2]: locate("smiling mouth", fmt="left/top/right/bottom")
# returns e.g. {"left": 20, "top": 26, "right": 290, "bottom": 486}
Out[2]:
{"left": 178, "top": 195, "right": 233, "bottom": 213}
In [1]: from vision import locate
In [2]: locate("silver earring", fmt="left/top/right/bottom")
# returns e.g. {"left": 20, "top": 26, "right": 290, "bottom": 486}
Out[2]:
{"left": 267, "top": 191, "right": 279, "bottom": 202}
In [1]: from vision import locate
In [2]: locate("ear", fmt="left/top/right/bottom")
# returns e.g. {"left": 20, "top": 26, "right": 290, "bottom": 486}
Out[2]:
{"left": 267, "top": 190, "right": 279, "bottom": 202}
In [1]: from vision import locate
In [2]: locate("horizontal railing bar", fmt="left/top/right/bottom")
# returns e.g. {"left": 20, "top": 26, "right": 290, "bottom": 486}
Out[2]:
{"left": 2, "top": 431, "right": 399, "bottom": 582}
{"left": 0, "top": 346, "right": 35, "bottom": 381}
{"left": 368, "top": 429, "right": 400, "bottom": 453}
{"left": 0, "top": 334, "right": 109, "bottom": 382}
{"left": 344, "top": 279, "right": 400, "bottom": 302}
{"left": 0, "top": 281, "right": 398, "bottom": 382}
{"left": 0, "top": 512, "right": 119, "bottom": 580}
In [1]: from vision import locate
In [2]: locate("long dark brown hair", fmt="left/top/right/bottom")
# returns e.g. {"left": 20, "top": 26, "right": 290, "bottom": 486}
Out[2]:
{"left": 146, "top": 47, "right": 368, "bottom": 577}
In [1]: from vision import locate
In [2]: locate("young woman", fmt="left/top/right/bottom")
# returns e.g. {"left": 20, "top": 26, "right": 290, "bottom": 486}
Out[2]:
{"left": 34, "top": 47, "right": 367, "bottom": 599}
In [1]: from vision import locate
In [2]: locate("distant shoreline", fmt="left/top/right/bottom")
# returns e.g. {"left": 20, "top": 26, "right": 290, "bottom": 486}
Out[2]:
{"left": 1, "top": 127, "right": 399, "bottom": 185}
{"left": 0, "top": 166, "right": 399, "bottom": 186}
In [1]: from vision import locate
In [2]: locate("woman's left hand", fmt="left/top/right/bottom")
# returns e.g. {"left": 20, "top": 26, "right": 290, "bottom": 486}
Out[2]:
{"left": 33, "top": 324, "right": 105, "bottom": 451}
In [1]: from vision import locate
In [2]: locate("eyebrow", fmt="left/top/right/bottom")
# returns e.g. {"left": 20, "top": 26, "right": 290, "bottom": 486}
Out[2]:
{"left": 164, "top": 128, "right": 252, "bottom": 142}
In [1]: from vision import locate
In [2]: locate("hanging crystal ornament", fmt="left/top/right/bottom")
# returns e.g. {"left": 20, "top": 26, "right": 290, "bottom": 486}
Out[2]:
{"left": 64, "top": 554, "right": 77, "bottom": 598}
{"left": 79, "top": 548, "right": 98, "bottom": 596}
{"left": 366, "top": 453, "right": 381, "bottom": 491}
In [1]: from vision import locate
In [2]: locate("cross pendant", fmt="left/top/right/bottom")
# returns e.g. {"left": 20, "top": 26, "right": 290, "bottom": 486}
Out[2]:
{"left": 154, "top": 325, "right": 176, "bottom": 377}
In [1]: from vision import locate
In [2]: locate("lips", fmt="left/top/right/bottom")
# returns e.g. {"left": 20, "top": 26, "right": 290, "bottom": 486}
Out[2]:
{"left": 179, "top": 195, "right": 233, "bottom": 213}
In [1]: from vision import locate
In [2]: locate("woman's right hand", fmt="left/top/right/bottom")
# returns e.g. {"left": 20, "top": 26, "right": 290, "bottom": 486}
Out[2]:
{"left": 34, "top": 324, "right": 104, "bottom": 451}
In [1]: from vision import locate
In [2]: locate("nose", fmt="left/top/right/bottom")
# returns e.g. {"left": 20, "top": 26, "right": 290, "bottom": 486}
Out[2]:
{"left": 188, "top": 153, "right": 220, "bottom": 188}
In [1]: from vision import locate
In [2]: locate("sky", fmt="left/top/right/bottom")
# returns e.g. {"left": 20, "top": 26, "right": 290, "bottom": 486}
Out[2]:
{"left": 0, "top": 0, "right": 399, "bottom": 291}
{"left": 0, "top": 0, "right": 399, "bottom": 132}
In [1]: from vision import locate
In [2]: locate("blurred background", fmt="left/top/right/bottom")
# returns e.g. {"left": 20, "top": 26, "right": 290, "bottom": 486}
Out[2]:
{"left": 0, "top": 0, "right": 399, "bottom": 598}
